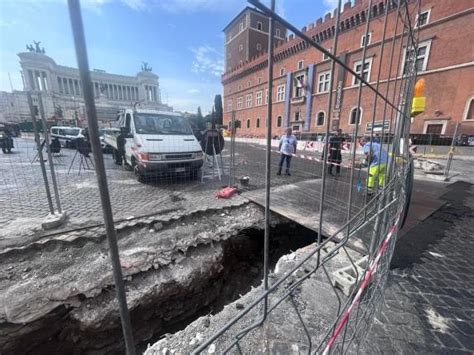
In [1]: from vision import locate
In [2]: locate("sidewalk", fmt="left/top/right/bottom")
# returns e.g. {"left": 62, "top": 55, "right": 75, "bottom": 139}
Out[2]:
{"left": 362, "top": 181, "right": 474, "bottom": 353}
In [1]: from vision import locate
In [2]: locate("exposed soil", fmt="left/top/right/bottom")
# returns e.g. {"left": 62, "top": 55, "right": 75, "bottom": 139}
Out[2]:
{"left": 0, "top": 203, "right": 317, "bottom": 354}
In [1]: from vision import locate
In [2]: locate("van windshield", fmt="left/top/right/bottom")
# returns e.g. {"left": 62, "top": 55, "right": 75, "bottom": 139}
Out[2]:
{"left": 63, "top": 128, "right": 80, "bottom": 136}
{"left": 134, "top": 113, "right": 192, "bottom": 135}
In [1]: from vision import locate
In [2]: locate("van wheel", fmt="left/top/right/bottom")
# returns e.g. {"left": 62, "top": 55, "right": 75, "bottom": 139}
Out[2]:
{"left": 122, "top": 156, "right": 132, "bottom": 171}
{"left": 191, "top": 168, "right": 200, "bottom": 180}
{"left": 132, "top": 159, "right": 145, "bottom": 182}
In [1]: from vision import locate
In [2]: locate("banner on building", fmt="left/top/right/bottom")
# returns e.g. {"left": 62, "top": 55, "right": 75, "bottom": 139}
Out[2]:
{"left": 334, "top": 52, "right": 347, "bottom": 111}
{"left": 366, "top": 120, "right": 390, "bottom": 132}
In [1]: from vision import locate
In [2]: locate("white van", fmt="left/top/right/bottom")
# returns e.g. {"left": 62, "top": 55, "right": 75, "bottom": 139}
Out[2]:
{"left": 50, "top": 126, "right": 84, "bottom": 148}
{"left": 104, "top": 109, "right": 203, "bottom": 180}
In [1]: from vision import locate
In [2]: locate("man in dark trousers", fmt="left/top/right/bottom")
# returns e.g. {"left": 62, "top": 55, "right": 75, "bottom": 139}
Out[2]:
{"left": 277, "top": 127, "right": 297, "bottom": 176}
{"left": 327, "top": 129, "right": 345, "bottom": 176}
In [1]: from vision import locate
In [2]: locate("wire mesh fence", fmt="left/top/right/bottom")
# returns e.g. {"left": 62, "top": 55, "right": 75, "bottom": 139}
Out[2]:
{"left": 1, "top": 0, "right": 426, "bottom": 353}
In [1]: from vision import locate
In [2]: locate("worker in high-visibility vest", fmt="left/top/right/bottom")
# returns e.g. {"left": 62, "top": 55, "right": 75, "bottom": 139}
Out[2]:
{"left": 360, "top": 136, "right": 389, "bottom": 196}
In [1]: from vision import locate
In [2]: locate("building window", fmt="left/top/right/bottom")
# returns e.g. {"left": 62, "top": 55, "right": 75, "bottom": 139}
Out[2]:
{"left": 316, "top": 111, "right": 325, "bottom": 126}
{"left": 292, "top": 125, "right": 300, "bottom": 132}
{"left": 257, "top": 21, "right": 263, "bottom": 30}
{"left": 297, "top": 60, "right": 304, "bottom": 70}
{"left": 294, "top": 111, "right": 300, "bottom": 121}
{"left": 463, "top": 97, "right": 473, "bottom": 120}
{"left": 246, "top": 94, "right": 252, "bottom": 108}
{"left": 293, "top": 74, "right": 305, "bottom": 97}
{"left": 238, "top": 84, "right": 242, "bottom": 90}
{"left": 256, "top": 117, "right": 260, "bottom": 128}
{"left": 349, "top": 107, "right": 362, "bottom": 125}
{"left": 256, "top": 90, "right": 263, "bottom": 106}
{"left": 425, "top": 123, "right": 444, "bottom": 134}
{"left": 416, "top": 10, "right": 430, "bottom": 27}
{"left": 280, "top": 68, "right": 285, "bottom": 76}
{"left": 239, "top": 44, "right": 243, "bottom": 52}
{"left": 317, "top": 71, "right": 331, "bottom": 93}
{"left": 247, "top": 80, "right": 251, "bottom": 87}
{"left": 246, "top": 119, "right": 250, "bottom": 128}
{"left": 257, "top": 77, "right": 261, "bottom": 84}
{"left": 276, "top": 28, "right": 281, "bottom": 37}
{"left": 402, "top": 40, "right": 431, "bottom": 75}
{"left": 237, "top": 97, "right": 243, "bottom": 109}
{"left": 361, "top": 32, "right": 372, "bottom": 47}
{"left": 277, "top": 116, "right": 282, "bottom": 127}
{"left": 227, "top": 99, "right": 233, "bottom": 112}
{"left": 352, "top": 58, "right": 373, "bottom": 85}
{"left": 257, "top": 43, "right": 262, "bottom": 51}
{"left": 239, "top": 22, "right": 244, "bottom": 32}
{"left": 276, "top": 84, "right": 285, "bottom": 102}
{"left": 265, "top": 89, "right": 268, "bottom": 104}
{"left": 228, "top": 52, "right": 231, "bottom": 59}
{"left": 323, "top": 49, "right": 330, "bottom": 61}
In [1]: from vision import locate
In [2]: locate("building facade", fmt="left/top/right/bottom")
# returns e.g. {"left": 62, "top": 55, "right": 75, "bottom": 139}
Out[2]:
{"left": 0, "top": 48, "right": 172, "bottom": 126}
{"left": 222, "top": 0, "right": 474, "bottom": 137}
{"left": 224, "top": 7, "right": 287, "bottom": 72}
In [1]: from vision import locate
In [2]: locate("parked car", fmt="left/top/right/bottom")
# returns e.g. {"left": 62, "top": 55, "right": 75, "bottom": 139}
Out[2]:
{"left": 104, "top": 109, "right": 204, "bottom": 181}
{"left": 50, "top": 126, "right": 84, "bottom": 148}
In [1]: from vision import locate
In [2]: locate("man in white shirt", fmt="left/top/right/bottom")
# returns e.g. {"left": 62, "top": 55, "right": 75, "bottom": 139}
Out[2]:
{"left": 277, "top": 128, "right": 297, "bottom": 176}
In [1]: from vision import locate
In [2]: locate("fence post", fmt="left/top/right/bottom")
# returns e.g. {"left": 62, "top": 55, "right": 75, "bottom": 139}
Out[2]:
{"left": 67, "top": 1, "right": 136, "bottom": 353}
{"left": 38, "top": 92, "right": 63, "bottom": 214}
{"left": 27, "top": 91, "right": 55, "bottom": 215}
{"left": 444, "top": 122, "right": 460, "bottom": 179}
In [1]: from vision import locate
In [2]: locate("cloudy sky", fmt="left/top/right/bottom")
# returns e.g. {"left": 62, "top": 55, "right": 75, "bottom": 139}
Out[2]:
{"left": 0, "top": 0, "right": 337, "bottom": 113}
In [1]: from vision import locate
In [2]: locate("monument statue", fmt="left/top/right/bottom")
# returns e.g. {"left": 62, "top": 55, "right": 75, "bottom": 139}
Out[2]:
{"left": 26, "top": 41, "right": 45, "bottom": 54}
{"left": 141, "top": 62, "right": 152, "bottom": 72}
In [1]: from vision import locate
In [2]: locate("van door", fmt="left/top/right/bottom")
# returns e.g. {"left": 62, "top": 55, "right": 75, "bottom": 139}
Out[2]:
{"left": 124, "top": 112, "right": 134, "bottom": 163}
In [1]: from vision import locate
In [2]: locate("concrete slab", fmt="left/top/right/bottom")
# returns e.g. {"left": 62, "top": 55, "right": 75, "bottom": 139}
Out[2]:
{"left": 244, "top": 178, "right": 367, "bottom": 252}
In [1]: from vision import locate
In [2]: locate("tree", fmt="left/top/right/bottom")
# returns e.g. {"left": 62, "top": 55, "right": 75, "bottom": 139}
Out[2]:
{"left": 196, "top": 106, "right": 205, "bottom": 130}
{"left": 214, "top": 95, "right": 223, "bottom": 125}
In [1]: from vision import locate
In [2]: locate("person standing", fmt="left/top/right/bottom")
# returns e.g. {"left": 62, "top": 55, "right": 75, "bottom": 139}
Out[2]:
{"left": 277, "top": 127, "right": 297, "bottom": 176}
{"left": 327, "top": 129, "right": 345, "bottom": 176}
{"left": 361, "top": 137, "right": 389, "bottom": 197}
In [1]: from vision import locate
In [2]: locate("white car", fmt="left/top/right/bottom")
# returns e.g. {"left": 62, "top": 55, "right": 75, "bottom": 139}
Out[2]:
{"left": 50, "top": 126, "right": 84, "bottom": 148}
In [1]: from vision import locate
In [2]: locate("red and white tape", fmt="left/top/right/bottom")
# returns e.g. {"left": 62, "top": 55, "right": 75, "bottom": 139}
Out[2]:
{"left": 322, "top": 217, "right": 400, "bottom": 354}
{"left": 249, "top": 144, "right": 352, "bottom": 168}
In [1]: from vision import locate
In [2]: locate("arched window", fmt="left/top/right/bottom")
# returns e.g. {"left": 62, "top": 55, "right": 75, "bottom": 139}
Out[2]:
{"left": 277, "top": 116, "right": 282, "bottom": 127}
{"left": 349, "top": 107, "right": 362, "bottom": 125}
{"left": 316, "top": 111, "right": 325, "bottom": 126}
{"left": 256, "top": 117, "right": 260, "bottom": 128}
{"left": 246, "top": 119, "right": 250, "bottom": 129}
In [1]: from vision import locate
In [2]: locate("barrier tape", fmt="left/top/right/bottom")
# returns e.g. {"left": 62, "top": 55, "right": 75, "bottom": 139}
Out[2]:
{"left": 249, "top": 144, "right": 353, "bottom": 168}
{"left": 322, "top": 217, "right": 400, "bottom": 354}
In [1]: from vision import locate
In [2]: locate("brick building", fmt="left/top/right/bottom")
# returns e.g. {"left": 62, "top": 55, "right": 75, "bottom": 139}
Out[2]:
{"left": 222, "top": 0, "right": 474, "bottom": 138}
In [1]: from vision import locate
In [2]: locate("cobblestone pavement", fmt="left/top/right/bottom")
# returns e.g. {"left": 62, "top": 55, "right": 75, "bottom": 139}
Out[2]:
{"left": 362, "top": 181, "right": 474, "bottom": 354}
{"left": 1, "top": 138, "right": 341, "bottom": 243}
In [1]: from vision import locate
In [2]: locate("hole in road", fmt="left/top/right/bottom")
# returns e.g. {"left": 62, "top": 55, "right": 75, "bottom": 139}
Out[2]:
{"left": 6, "top": 219, "right": 317, "bottom": 354}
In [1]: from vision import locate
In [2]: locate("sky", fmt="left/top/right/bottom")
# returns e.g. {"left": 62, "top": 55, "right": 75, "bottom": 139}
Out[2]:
{"left": 0, "top": 0, "right": 339, "bottom": 113}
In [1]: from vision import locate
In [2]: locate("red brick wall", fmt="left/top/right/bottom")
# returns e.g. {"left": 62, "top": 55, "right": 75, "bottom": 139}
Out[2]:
{"left": 223, "top": 0, "right": 474, "bottom": 137}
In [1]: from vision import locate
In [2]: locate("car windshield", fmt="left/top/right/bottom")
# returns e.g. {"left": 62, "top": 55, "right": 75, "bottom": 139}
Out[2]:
{"left": 63, "top": 128, "right": 80, "bottom": 136}
{"left": 134, "top": 113, "right": 192, "bottom": 135}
